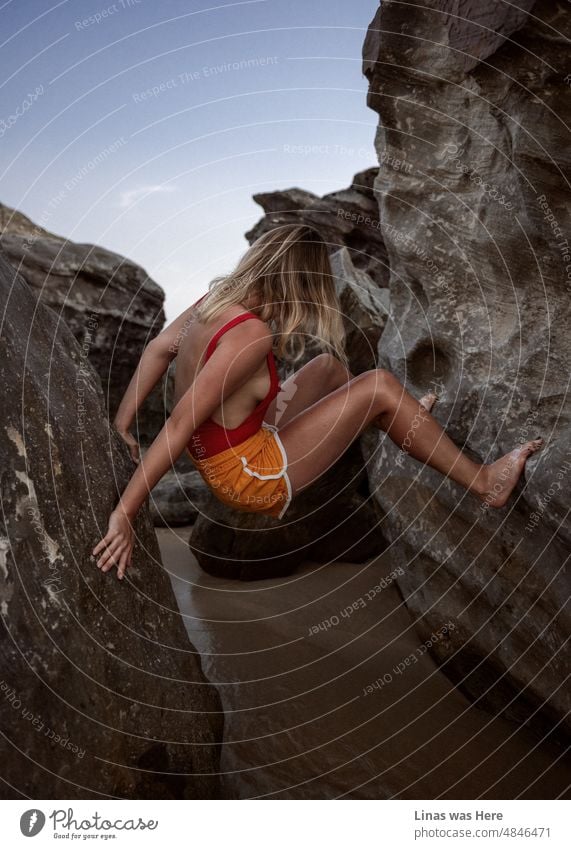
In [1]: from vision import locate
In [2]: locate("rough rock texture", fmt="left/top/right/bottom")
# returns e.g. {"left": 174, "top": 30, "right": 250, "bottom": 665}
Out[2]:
{"left": 0, "top": 202, "right": 204, "bottom": 527}
{"left": 245, "top": 167, "right": 390, "bottom": 288}
{"left": 190, "top": 441, "right": 385, "bottom": 581}
{"left": 0, "top": 251, "right": 223, "bottom": 798}
{"left": 330, "top": 246, "right": 390, "bottom": 372}
{"left": 361, "top": 0, "right": 570, "bottom": 737}
{"left": 150, "top": 469, "right": 211, "bottom": 527}
{"left": 0, "top": 202, "right": 166, "bottom": 443}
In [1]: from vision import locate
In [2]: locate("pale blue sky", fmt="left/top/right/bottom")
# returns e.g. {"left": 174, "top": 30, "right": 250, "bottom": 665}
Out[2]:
{"left": 1, "top": 0, "right": 379, "bottom": 321}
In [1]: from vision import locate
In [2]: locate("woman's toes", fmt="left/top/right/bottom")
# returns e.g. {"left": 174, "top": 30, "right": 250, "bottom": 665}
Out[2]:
{"left": 419, "top": 392, "right": 438, "bottom": 412}
{"left": 524, "top": 438, "right": 544, "bottom": 455}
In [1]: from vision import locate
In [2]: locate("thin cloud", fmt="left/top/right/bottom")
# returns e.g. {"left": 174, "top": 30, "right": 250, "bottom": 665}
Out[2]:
{"left": 118, "top": 184, "right": 179, "bottom": 209}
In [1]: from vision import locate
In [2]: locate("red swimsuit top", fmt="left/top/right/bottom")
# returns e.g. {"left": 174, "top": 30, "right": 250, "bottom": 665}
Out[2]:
{"left": 187, "top": 296, "right": 281, "bottom": 460}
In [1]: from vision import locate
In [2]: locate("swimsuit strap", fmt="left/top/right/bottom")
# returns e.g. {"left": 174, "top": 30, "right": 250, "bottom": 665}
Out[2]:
{"left": 193, "top": 294, "right": 273, "bottom": 368}
{"left": 204, "top": 312, "right": 262, "bottom": 362}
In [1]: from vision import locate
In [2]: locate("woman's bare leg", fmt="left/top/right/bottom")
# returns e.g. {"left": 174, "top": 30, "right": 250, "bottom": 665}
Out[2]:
{"left": 265, "top": 353, "right": 439, "bottom": 427}
{"left": 264, "top": 353, "right": 353, "bottom": 428}
{"left": 277, "top": 369, "right": 543, "bottom": 508}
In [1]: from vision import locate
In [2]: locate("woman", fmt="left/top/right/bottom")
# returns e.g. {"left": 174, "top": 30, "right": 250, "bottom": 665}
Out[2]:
{"left": 93, "top": 224, "right": 543, "bottom": 579}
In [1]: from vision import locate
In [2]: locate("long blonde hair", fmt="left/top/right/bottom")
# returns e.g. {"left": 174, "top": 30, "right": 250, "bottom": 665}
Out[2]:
{"left": 194, "top": 224, "right": 348, "bottom": 367}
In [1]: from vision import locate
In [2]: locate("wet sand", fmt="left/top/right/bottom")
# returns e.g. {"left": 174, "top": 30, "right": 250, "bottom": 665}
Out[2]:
{"left": 158, "top": 526, "right": 571, "bottom": 800}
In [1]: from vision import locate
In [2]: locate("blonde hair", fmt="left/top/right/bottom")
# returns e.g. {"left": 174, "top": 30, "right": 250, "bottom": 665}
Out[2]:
{"left": 194, "top": 224, "right": 348, "bottom": 367}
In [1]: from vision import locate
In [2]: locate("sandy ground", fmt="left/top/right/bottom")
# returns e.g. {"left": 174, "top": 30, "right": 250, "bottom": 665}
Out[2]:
{"left": 157, "top": 526, "right": 570, "bottom": 800}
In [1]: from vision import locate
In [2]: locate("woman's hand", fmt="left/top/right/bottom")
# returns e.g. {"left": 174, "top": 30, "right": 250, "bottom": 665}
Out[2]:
{"left": 116, "top": 427, "right": 140, "bottom": 464}
{"left": 92, "top": 508, "right": 135, "bottom": 580}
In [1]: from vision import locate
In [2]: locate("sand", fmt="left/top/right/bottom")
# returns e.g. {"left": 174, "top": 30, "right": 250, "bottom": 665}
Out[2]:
{"left": 157, "top": 526, "right": 571, "bottom": 800}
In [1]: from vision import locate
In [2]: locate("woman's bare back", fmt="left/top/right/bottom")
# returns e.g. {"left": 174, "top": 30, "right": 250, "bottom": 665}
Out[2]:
{"left": 173, "top": 302, "right": 273, "bottom": 428}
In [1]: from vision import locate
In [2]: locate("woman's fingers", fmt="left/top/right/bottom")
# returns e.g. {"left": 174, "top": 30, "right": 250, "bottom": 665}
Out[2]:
{"left": 92, "top": 532, "right": 113, "bottom": 557}
{"left": 97, "top": 537, "right": 124, "bottom": 569}
{"left": 116, "top": 429, "right": 140, "bottom": 464}
{"left": 101, "top": 546, "right": 125, "bottom": 572}
{"left": 93, "top": 508, "right": 134, "bottom": 577}
{"left": 97, "top": 542, "right": 117, "bottom": 567}
{"left": 117, "top": 548, "right": 130, "bottom": 580}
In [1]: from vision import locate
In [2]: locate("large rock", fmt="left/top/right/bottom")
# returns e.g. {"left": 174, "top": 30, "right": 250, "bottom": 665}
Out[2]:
{"left": 0, "top": 202, "right": 224, "bottom": 527}
{"left": 330, "top": 246, "right": 390, "bottom": 373}
{"left": 0, "top": 202, "right": 166, "bottom": 444}
{"left": 150, "top": 469, "right": 211, "bottom": 527}
{"left": 245, "top": 167, "right": 390, "bottom": 288}
{"left": 190, "top": 440, "right": 385, "bottom": 581}
{"left": 0, "top": 251, "right": 223, "bottom": 798}
{"left": 361, "top": 0, "right": 570, "bottom": 737}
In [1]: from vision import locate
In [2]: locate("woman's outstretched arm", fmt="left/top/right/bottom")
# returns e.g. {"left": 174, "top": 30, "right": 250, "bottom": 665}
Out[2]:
{"left": 92, "top": 319, "right": 273, "bottom": 579}
{"left": 113, "top": 303, "right": 199, "bottom": 461}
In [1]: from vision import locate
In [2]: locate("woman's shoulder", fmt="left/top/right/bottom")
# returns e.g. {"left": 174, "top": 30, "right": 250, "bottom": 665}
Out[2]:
{"left": 209, "top": 303, "right": 270, "bottom": 332}
{"left": 216, "top": 309, "right": 273, "bottom": 348}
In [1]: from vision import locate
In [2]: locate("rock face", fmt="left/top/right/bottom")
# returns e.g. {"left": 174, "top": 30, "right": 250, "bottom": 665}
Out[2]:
{"left": 361, "top": 0, "right": 570, "bottom": 737}
{"left": 245, "top": 167, "right": 390, "bottom": 288}
{"left": 0, "top": 251, "right": 223, "bottom": 798}
{"left": 150, "top": 469, "right": 212, "bottom": 527}
{"left": 330, "top": 246, "right": 390, "bottom": 373}
{"left": 0, "top": 202, "right": 203, "bottom": 526}
{"left": 0, "top": 202, "right": 166, "bottom": 443}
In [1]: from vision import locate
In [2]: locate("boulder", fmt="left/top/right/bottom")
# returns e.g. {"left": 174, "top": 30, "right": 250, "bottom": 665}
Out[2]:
{"left": 361, "top": 0, "right": 571, "bottom": 736}
{"left": 0, "top": 251, "right": 223, "bottom": 798}
{"left": 150, "top": 469, "right": 211, "bottom": 527}
{"left": 0, "top": 202, "right": 166, "bottom": 445}
{"left": 190, "top": 440, "right": 385, "bottom": 581}
{"left": 245, "top": 167, "right": 390, "bottom": 288}
{"left": 331, "top": 246, "right": 390, "bottom": 372}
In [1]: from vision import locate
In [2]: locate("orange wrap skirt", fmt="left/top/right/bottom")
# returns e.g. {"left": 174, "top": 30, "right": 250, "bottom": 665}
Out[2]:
{"left": 187, "top": 423, "right": 293, "bottom": 519}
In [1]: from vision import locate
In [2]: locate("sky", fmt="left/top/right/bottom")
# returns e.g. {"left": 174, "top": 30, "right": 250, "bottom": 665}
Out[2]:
{"left": 1, "top": 0, "right": 379, "bottom": 322}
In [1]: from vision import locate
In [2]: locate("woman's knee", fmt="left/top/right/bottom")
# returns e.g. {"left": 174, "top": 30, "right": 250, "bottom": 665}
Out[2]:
{"left": 313, "top": 352, "right": 351, "bottom": 386}
{"left": 353, "top": 368, "right": 400, "bottom": 403}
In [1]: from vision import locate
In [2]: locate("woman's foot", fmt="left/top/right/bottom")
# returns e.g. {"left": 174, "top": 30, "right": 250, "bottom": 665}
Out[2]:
{"left": 476, "top": 438, "right": 544, "bottom": 508}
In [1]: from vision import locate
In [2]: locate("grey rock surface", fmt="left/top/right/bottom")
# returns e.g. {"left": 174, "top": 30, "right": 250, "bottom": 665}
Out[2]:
{"left": 0, "top": 202, "right": 166, "bottom": 444}
{"left": 150, "top": 469, "right": 211, "bottom": 527}
{"left": 245, "top": 167, "right": 390, "bottom": 288}
{"left": 361, "top": 0, "right": 570, "bottom": 735}
{"left": 331, "top": 246, "right": 390, "bottom": 372}
{"left": 0, "top": 251, "right": 223, "bottom": 798}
